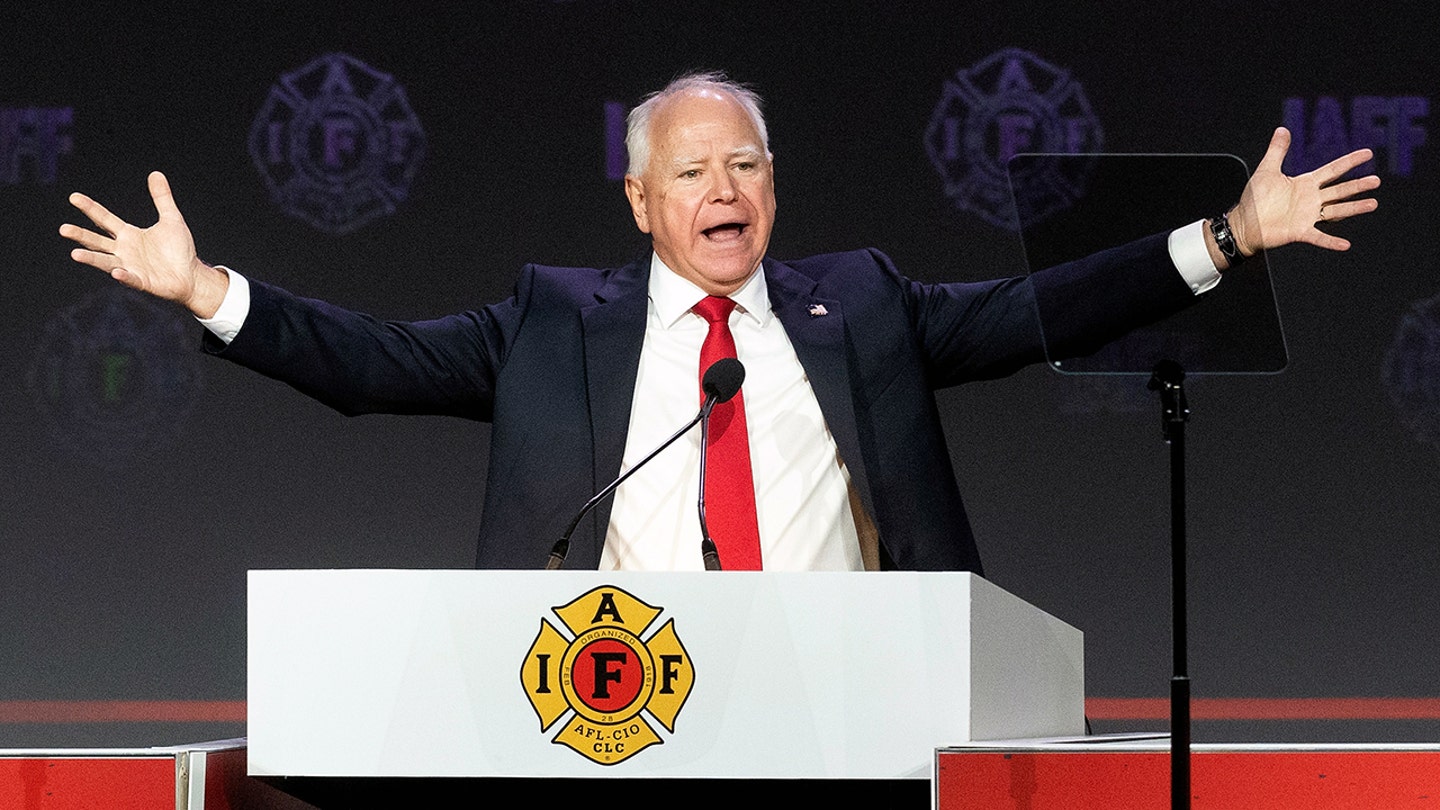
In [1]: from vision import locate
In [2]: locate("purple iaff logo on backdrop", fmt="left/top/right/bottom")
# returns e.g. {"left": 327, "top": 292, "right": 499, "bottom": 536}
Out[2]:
{"left": 26, "top": 287, "right": 201, "bottom": 468}
{"left": 1281, "top": 96, "right": 1427, "bottom": 177}
{"left": 0, "top": 107, "right": 73, "bottom": 185}
{"left": 605, "top": 101, "right": 628, "bottom": 180}
{"left": 925, "top": 49, "right": 1103, "bottom": 230}
{"left": 249, "top": 53, "right": 426, "bottom": 234}
{"left": 1383, "top": 290, "right": 1440, "bottom": 446}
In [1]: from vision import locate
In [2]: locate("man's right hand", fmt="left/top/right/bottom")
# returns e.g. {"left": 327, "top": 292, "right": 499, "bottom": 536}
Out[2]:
{"left": 60, "top": 171, "right": 228, "bottom": 318}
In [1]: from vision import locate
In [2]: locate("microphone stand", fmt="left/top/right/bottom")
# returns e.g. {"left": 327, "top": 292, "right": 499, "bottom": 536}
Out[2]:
{"left": 697, "top": 396, "right": 722, "bottom": 571}
{"left": 1148, "top": 359, "right": 1190, "bottom": 810}
{"left": 545, "top": 402, "right": 711, "bottom": 570}
{"left": 546, "top": 357, "right": 744, "bottom": 570}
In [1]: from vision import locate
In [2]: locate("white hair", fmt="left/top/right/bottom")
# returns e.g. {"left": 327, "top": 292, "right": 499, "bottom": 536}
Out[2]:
{"left": 625, "top": 71, "right": 769, "bottom": 176}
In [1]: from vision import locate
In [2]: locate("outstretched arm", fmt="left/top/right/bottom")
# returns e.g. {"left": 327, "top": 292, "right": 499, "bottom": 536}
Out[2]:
{"left": 59, "top": 171, "right": 230, "bottom": 318}
{"left": 1215, "top": 127, "right": 1380, "bottom": 267}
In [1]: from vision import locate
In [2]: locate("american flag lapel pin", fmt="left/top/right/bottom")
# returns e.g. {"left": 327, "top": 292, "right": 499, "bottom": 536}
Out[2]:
{"left": 808, "top": 304, "right": 828, "bottom": 317}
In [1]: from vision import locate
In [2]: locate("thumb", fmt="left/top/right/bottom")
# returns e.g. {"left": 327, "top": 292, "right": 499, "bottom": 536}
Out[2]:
{"left": 1255, "top": 127, "right": 1291, "bottom": 175}
{"left": 148, "top": 171, "right": 182, "bottom": 219}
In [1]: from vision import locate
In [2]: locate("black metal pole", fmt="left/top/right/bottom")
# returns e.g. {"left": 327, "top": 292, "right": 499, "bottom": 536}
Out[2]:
{"left": 1149, "top": 360, "right": 1190, "bottom": 810}
{"left": 1168, "top": 419, "right": 1190, "bottom": 810}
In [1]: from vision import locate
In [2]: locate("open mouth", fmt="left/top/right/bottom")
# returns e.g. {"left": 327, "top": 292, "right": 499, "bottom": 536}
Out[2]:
{"left": 702, "top": 223, "right": 747, "bottom": 241}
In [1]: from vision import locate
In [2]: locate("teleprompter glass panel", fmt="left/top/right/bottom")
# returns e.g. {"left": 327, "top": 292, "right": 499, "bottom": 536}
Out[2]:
{"left": 1008, "top": 154, "right": 1287, "bottom": 375}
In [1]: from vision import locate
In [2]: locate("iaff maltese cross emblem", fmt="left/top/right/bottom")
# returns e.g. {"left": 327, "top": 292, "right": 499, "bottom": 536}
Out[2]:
{"left": 924, "top": 48, "right": 1104, "bottom": 230}
{"left": 248, "top": 52, "right": 425, "bottom": 234}
{"left": 521, "top": 586, "right": 694, "bottom": 765}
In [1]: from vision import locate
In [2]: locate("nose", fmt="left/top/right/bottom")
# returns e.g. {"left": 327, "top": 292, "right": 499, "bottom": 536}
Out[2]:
{"left": 709, "top": 172, "right": 738, "bottom": 203}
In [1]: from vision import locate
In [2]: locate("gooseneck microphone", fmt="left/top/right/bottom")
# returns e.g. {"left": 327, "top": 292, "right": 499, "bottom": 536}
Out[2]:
{"left": 545, "top": 358, "right": 746, "bottom": 570}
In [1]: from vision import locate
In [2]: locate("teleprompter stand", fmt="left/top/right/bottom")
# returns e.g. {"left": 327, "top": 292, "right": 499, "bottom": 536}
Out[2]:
{"left": 1149, "top": 359, "right": 1192, "bottom": 810}
{"left": 1009, "top": 153, "right": 1287, "bottom": 810}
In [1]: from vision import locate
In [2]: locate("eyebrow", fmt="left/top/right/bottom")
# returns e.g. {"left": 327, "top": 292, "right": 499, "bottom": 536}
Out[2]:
{"left": 668, "top": 145, "right": 766, "bottom": 170}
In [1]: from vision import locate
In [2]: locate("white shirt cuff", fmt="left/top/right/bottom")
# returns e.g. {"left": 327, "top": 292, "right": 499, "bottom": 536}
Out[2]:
{"left": 1168, "top": 220, "right": 1222, "bottom": 294}
{"left": 195, "top": 266, "right": 250, "bottom": 344}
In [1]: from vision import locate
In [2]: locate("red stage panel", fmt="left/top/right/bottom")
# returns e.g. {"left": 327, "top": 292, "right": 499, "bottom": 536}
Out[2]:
{"left": 0, "top": 742, "right": 303, "bottom": 810}
{"left": 937, "top": 745, "right": 1440, "bottom": 810}
{"left": 0, "top": 756, "right": 175, "bottom": 810}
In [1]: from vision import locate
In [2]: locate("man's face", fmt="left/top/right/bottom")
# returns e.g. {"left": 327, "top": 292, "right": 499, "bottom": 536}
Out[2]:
{"left": 625, "top": 89, "right": 776, "bottom": 296}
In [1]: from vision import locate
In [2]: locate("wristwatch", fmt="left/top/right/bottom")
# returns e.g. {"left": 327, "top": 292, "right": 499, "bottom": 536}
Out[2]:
{"left": 1208, "top": 211, "right": 1244, "bottom": 269}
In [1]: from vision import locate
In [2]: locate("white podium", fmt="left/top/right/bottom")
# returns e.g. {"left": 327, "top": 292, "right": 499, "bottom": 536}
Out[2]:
{"left": 248, "top": 571, "right": 1082, "bottom": 779}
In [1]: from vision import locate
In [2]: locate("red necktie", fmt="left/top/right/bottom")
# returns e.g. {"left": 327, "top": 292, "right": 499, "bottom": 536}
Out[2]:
{"left": 692, "top": 296, "right": 763, "bottom": 570}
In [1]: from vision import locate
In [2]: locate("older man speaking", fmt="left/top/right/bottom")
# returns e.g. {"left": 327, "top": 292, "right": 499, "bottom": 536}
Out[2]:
{"left": 61, "top": 72, "right": 1379, "bottom": 572}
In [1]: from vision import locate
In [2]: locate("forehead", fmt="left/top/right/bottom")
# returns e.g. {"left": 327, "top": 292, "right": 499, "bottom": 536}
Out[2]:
{"left": 648, "top": 89, "right": 763, "bottom": 159}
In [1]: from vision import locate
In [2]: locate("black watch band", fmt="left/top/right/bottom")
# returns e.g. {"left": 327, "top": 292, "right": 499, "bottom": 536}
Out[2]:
{"left": 1208, "top": 212, "right": 1244, "bottom": 269}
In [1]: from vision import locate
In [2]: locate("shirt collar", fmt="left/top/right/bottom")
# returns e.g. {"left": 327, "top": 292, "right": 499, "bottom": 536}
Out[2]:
{"left": 648, "top": 253, "right": 772, "bottom": 330}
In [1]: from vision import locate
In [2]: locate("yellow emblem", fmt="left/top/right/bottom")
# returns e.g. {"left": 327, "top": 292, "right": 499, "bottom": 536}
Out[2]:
{"left": 520, "top": 586, "right": 694, "bottom": 765}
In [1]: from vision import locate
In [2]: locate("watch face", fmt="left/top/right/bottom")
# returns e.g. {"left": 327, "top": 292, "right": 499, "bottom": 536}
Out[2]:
{"left": 1211, "top": 218, "right": 1238, "bottom": 258}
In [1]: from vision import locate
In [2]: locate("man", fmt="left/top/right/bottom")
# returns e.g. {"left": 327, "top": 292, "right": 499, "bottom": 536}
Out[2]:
{"left": 60, "top": 73, "right": 1379, "bottom": 572}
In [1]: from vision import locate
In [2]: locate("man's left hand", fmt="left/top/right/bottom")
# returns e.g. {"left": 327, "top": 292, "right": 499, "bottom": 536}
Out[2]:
{"left": 1229, "top": 126, "right": 1380, "bottom": 258}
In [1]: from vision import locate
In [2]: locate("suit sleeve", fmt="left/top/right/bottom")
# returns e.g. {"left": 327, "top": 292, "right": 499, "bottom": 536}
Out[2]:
{"left": 203, "top": 268, "right": 539, "bottom": 421}
{"left": 905, "top": 232, "right": 1196, "bottom": 388}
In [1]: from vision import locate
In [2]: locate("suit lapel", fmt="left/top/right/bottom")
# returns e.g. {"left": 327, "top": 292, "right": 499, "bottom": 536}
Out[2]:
{"left": 764, "top": 259, "right": 878, "bottom": 527}
{"left": 578, "top": 260, "right": 650, "bottom": 567}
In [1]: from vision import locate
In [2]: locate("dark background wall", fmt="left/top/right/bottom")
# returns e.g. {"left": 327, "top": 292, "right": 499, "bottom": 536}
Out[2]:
{"left": 3, "top": 1, "right": 1435, "bottom": 747}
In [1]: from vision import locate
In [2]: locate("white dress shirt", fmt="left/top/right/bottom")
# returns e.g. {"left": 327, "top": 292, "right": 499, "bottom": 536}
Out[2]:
{"left": 599, "top": 254, "right": 864, "bottom": 571}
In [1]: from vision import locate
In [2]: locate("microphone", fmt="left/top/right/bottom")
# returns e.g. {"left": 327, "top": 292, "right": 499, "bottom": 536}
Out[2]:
{"left": 544, "top": 358, "right": 747, "bottom": 570}
{"left": 702, "top": 357, "right": 744, "bottom": 406}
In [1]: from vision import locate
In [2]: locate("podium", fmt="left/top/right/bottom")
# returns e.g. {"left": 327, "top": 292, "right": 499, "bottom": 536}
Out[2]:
{"left": 249, "top": 571, "right": 1082, "bottom": 789}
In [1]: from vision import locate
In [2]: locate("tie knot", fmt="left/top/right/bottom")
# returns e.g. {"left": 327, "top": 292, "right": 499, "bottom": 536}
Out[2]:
{"left": 693, "top": 295, "right": 737, "bottom": 325}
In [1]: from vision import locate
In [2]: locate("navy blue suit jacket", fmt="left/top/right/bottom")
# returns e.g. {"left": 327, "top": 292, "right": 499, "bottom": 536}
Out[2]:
{"left": 211, "top": 234, "right": 1192, "bottom": 571}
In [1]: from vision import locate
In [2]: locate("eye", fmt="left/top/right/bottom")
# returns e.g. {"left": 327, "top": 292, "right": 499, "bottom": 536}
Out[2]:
{"left": 680, "top": 169, "right": 700, "bottom": 180}
{"left": 734, "top": 161, "right": 755, "bottom": 172}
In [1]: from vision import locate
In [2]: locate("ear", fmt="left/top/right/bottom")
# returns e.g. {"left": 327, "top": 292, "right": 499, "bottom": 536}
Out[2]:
{"left": 767, "top": 152, "right": 776, "bottom": 210}
{"left": 624, "top": 175, "right": 651, "bottom": 234}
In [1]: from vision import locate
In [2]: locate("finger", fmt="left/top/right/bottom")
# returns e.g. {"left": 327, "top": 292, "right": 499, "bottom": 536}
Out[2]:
{"left": 109, "top": 266, "right": 148, "bottom": 292}
{"left": 148, "top": 171, "right": 182, "bottom": 219}
{"left": 1319, "top": 198, "right": 1379, "bottom": 222}
{"left": 1321, "top": 174, "right": 1380, "bottom": 203}
{"left": 1310, "top": 148, "right": 1374, "bottom": 185}
{"left": 1255, "top": 127, "right": 1291, "bottom": 174}
{"left": 70, "top": 247, "right": 122, "bottom": 272}
{"left": 68, "top": 192, "right": 129, "bottom": 235}
{"left": 1305, "top": 230, "right": 1352, "bottom": 251}
{"left": 58, "top": 223, "right": 117, "bottom": 254}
